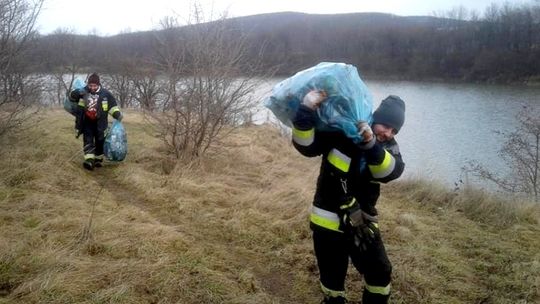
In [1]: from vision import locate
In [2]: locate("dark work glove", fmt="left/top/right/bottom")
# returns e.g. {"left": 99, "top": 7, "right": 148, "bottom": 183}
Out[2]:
{"left": 359, "top": 140, "right": 385, "bottom": 165}
{"left": 69, "top": 88, "right": 87, "bottom": 102}
{"left": 78, "top": 88, "right": 87, "bottom": 97}
{"left": 113, "top": 112, "right": 123, "bottom": 121}
{"left": 340, "top": 200, "right": 379, "bottom": 252}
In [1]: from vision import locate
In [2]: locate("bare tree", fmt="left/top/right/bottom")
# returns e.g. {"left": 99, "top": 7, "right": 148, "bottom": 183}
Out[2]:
{"left": 105, "top": 72, "right": 134, "bottom": 108}
{"left": 102, "top": 58, "right": 138, "bottom": 109}
{"left": 466, "top": 107, "right": 540, "bottom": 202}
{"left": 100, "top": 36, "right": 144, "bottom": 109}
{"left": 148, "top": 7, "right": 265, "bottom": 159}
{"left": 433, "top": 5, "right": 470, "bottom": 21}
{"left": 132, "top": 68, "right": 160, "bottom": 110}
{"left": 43, "top": 28, "right": 85, "bottom": 105}
{"left": 0, "top": 0, "right": 44, "bottom": 136}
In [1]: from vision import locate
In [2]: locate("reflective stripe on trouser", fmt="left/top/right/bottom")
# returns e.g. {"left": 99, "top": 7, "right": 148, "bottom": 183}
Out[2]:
{"left": 310, "top": 206, "right": 342, "bottom": 233}
{"left": 321, "top": 282, "right": 346, "bottom": 298}
{"left": 365, "top": 283, "right": 391, "bottom": 295}
{"left": 327, "top": 149, "right": 351, "bottom": 172}
{"left": 292, "top": 127, "right": 315, "bottom": 146}
{"left": 95, "top": 154, "right": 104, "bottom": 161}
{"left": 84, "top": 153, "right": 95, "bottom": 160}
{"left": 368, "top": 150, "right": 395, "bottom": 179}
{"left": 363, "top": 284, "right": 391, "bottom": 304}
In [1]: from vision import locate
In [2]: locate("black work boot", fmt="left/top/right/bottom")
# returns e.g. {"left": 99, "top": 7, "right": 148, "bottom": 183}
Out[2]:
{"left": 94, "top": 158, "right": 103, "bottom": 168}
{"left": 321, "top": 295, "right": 347, "bottom": 304}
{"left": 83, "top": 159, "right": 95, "bottom": 171}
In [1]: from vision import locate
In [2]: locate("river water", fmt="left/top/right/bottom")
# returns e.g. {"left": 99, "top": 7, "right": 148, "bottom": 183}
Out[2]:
{"left": 253, "top": 78, "right": 540, "bottom": 189}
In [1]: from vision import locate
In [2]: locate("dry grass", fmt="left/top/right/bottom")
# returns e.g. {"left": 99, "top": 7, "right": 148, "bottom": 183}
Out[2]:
{"left": 0, "top": 110, "right": 539, "bottom": 303}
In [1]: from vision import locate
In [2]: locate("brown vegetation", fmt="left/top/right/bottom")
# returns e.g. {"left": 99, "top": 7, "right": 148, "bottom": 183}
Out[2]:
{"left": 0, "top": 110, "right": 538, "bottom": 303}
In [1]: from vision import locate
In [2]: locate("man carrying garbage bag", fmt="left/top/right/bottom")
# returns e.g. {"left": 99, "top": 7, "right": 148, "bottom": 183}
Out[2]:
{"left": 293, "top": 91, "right": 405, "bottom": 304}
{"left": 69, "top": 73, "right": 123, "bottom": 170}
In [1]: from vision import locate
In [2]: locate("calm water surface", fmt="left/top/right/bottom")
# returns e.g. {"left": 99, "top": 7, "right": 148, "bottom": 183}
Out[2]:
{"left": 254, "top": 78, "right": 540, "bottom": 188}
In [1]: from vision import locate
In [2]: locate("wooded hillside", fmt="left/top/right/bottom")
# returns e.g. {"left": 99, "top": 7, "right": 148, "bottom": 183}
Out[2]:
{"left": 32, "top": 3, "right": 540, "bottom": 83}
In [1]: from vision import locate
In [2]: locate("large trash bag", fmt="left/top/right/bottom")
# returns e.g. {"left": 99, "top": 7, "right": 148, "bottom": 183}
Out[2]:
{"left": 104, "top": 120, "right": 128, "bottom": 161}
{"left": 264, "top": 62, "right": 373, "bottom": 143}
{"left": 63, "top": 78, "right": 85, "bottom": 116}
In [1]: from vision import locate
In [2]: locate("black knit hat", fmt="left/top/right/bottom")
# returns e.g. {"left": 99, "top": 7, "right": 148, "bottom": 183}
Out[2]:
{"left": 373, "top": 95, "right": 405, "bottom": 134}
{"left": 87, "top": 73, "right": 100, "bottom": 85}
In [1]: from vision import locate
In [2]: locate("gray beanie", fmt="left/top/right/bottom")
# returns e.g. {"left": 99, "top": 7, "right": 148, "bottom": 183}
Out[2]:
{"left": 373, "top": 95, "right": 405, "bottom": 134}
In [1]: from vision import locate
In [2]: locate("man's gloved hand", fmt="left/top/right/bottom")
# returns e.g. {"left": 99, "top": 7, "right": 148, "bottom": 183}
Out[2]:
{"left": 69, "top": 88, "right": 86, "bottom": 102}
{"left": 340, "top": 200, "right": 379, "bottom": 252}
{"left": 78, "top": 88, "right": 87, "bottom": 97}
{"left": 302, "top": 90, "right": 327, "bottom": 111}
{"left": 356, "top": 121, "right": 376, "bottom": 150}
{"left": 114, "top": 112, "right": 123, "bottom": 122}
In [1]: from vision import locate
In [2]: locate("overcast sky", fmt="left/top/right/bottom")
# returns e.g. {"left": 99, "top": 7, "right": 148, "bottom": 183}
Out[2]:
{"left": 37, "top": 0, "right": 529, "bottom": 36}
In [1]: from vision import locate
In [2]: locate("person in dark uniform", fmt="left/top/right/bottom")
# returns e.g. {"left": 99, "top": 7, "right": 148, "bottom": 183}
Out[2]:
{"left": 69, "top": 73, "right": 123, "bottom": 170}
{"left": 292, "top": 91, "right": 406, "bottom": 304}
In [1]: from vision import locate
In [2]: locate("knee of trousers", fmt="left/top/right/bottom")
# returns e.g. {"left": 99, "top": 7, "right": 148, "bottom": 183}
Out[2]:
{"left": 380, "top": 263, "right": 392, "bottom": 283}
{"left": 365, "top": 261, "right": 392, "bottom": 286}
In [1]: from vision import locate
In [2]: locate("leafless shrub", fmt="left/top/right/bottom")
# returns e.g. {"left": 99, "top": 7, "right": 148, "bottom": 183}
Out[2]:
{"left": 102, "top": 51, "right": 141, "bottom": 108}
{"left": 132, "top": 69, "right": 160, "bottom": 111}
{"left": 103, "top": 71, "right": 135, "bottom": 109}
{"left": 0, "top": 0, "right": 44, "bottom": 136}
{"left": 40, "top": 28, "right": 85, "bottom": 105}
{"left": 465, "top": 106, "right": 540, "bottom": 202}
{"left": 147, "top": 7, "right": 266, "bottom": 159}
{"left": 107, "top": 74, "right": 134, "bottom": 108}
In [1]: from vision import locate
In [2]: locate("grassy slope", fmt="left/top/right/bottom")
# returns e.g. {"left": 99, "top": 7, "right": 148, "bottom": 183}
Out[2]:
{"left": 0, "top": 110, "right": 539, "bottom": 304}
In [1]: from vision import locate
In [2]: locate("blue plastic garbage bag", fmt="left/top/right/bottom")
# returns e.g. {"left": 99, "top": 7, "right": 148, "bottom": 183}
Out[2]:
{"left": 104, "top": 120, "right": 128, "bottom": 161}
{"left": 64, "top": 78, "right": 85, "bottom": 116}
{"left": 264, "top": 62, "right": 373, "bottom": 143}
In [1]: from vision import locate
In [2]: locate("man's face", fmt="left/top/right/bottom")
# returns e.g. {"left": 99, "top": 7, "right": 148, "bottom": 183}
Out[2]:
{"left": 88, "top": 83, "right": 99, "bottom": 93}
{"left": 373, "top": 124, "right": 396, "bottom": 142}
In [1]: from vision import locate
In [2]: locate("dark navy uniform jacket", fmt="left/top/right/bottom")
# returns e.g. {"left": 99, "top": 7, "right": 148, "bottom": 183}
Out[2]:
{"left": 69, "top": 86, "right": 121, "bottom": 133}
{"left": 292, "top": 105, "right": 405, "bottom": 232}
